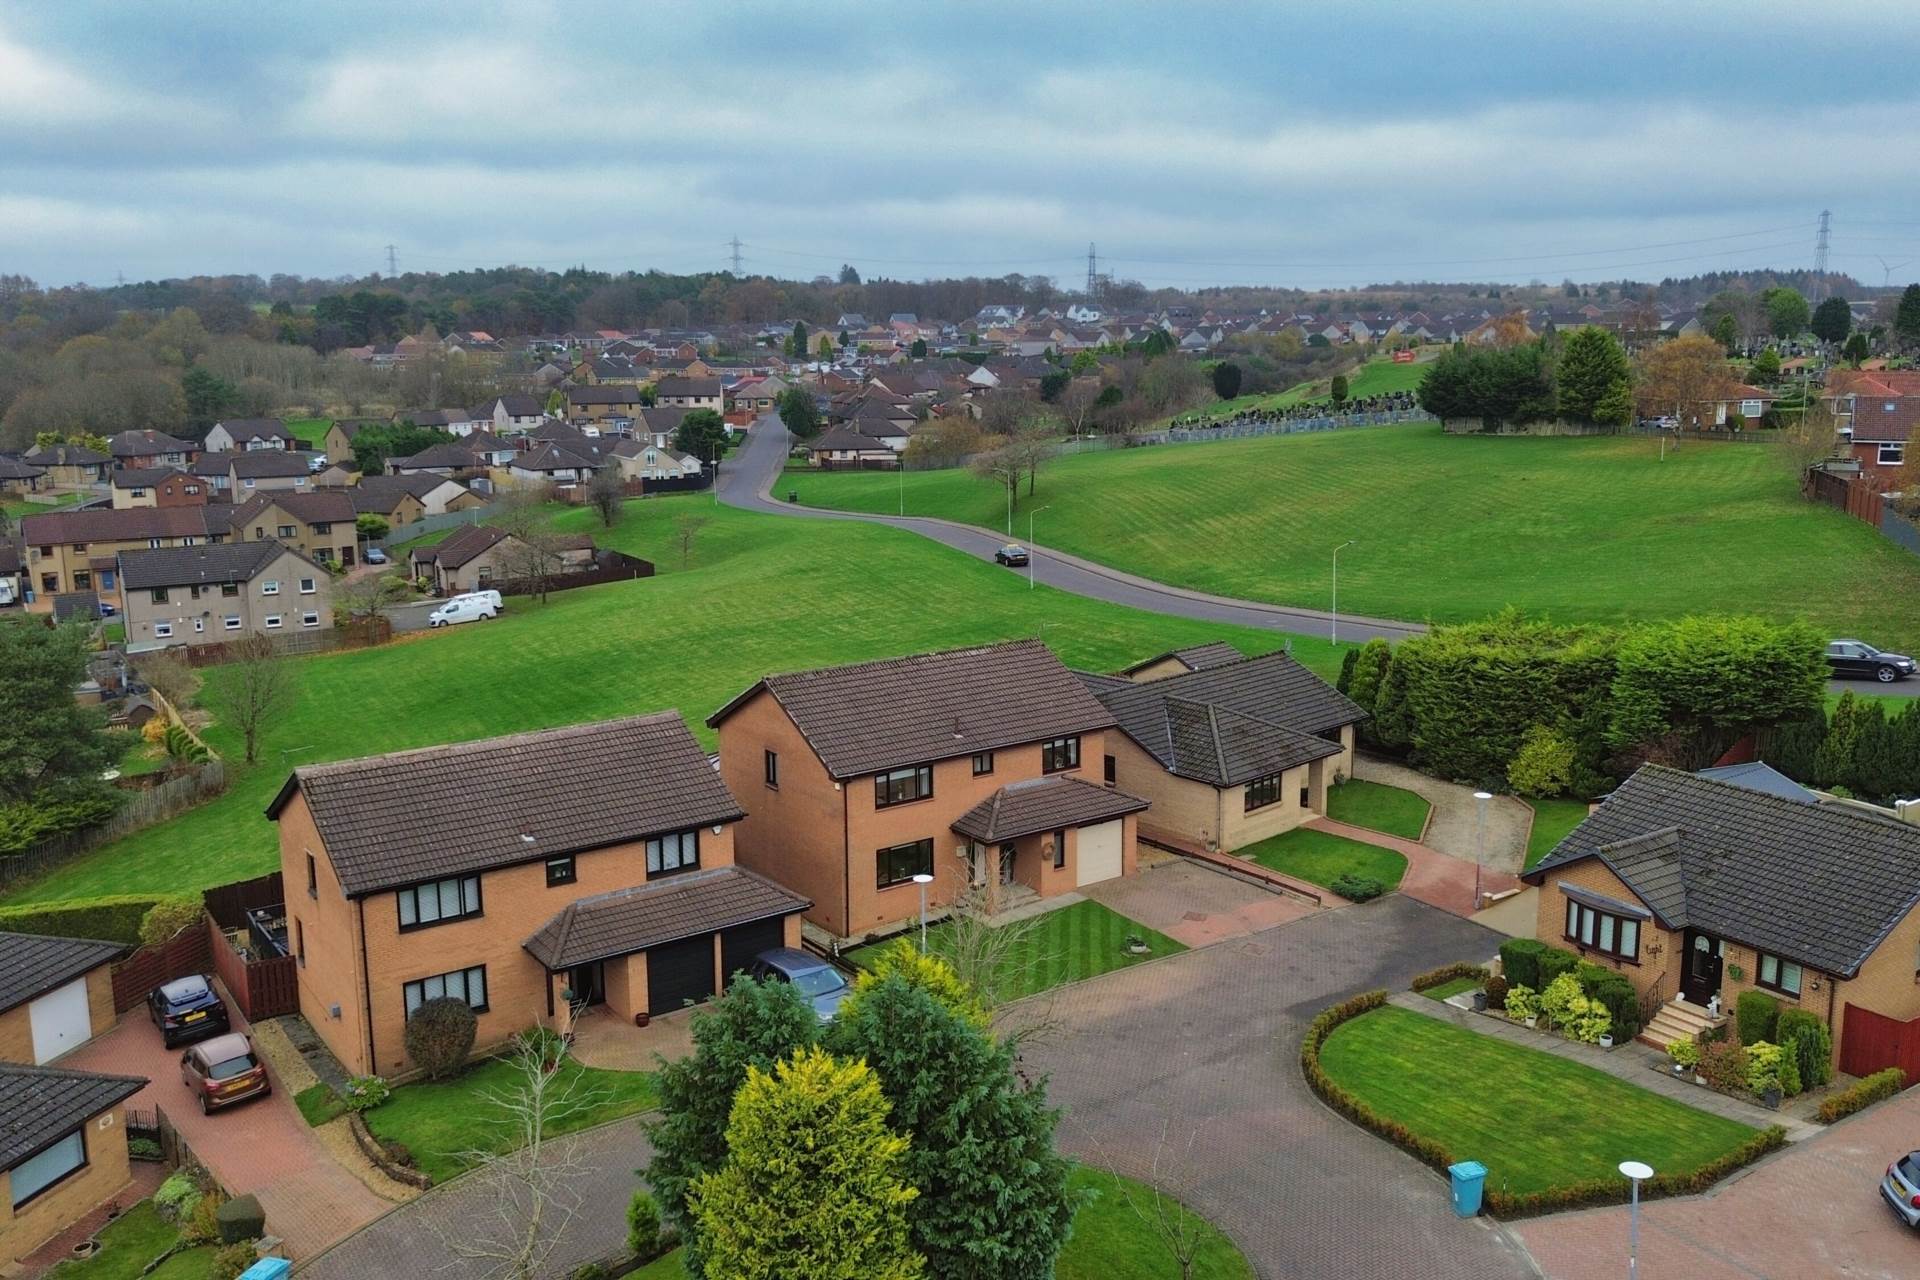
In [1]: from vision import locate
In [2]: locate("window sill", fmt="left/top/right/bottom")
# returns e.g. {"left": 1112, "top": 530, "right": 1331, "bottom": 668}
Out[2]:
{"left": 873, "top": 794, "right": 934, "bottom": 812}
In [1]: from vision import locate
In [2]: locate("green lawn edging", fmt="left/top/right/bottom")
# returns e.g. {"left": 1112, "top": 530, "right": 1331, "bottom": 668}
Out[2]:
{"left": 1299, "top": 992, "right": 1786, "bottom": 1218}
{"left": 1409, "top": 962, "right": 1488, "bottom": 994}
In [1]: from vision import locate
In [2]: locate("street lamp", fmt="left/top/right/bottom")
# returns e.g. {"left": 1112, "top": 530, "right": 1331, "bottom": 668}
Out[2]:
{"left": 1618, "top": 1160, "right": 1653, "bottom": 1280}
{"left": 1330, "top": 541, "right": 1354, "bottom": 645}
{"left": 1028, "top": 505, "right": 1051, "bottom": 590}
{"left": 912, "top": 873, "right": 934, "bottom": 951}
{"left": 1472, "top": 791, "right": 1492, "bottom": 911}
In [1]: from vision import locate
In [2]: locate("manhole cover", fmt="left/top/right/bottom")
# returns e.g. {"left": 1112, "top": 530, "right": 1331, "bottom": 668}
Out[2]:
{"left": 1182, "top": 911, "right": 1209, "bottom": 922}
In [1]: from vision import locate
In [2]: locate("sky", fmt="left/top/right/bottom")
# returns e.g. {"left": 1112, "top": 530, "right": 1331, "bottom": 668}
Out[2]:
{"left": 8, "top": 0, "right": 1920, "bottom": 292}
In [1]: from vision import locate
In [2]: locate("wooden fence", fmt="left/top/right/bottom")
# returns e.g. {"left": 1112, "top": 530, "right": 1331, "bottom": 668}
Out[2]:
{"left": 0, "top": 761, "right": 227, "bottom": 895}
{"left": 1840, "top": 1003, "right": 1920, "bottom": 1084}
{"left": 1805, "top": 468, "right": 1891, "bottom": 524}
{"left": 206, "top": 914, "right": 299, "bottom": 1021}
{"left": 181, "top": 617, "right": 391, "bottom": 668}
{"left": 110, "top": 926, "right": 212, "bottom": 1014}
{"left": 500, "top": 549, "right": 654, "bottom": 598}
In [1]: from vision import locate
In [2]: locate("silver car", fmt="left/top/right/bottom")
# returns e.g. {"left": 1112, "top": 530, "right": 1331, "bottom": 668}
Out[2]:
{"left": 748, "top": 947, "right": 851, "bottom": 1020}
{"left": 1881, "top": 1151, "right": 1920, "bottom": 1227}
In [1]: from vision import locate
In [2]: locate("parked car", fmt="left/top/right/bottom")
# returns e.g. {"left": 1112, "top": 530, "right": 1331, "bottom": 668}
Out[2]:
{"left": 180, "top": 1033, "right": 271, "bottom": 1114}
{"left": 994, "top": 544, "right": 1030, "bottom": 567}
{"left": 363, "top": 546, "right": 388, "bottom": 565}
{"left": 1827, "top": 639, "right": 1916, "bottom": 684}
{"left": 747, "top": 947, "right": 851, "bottom": 1020}
{"left": 1881, "top": 1151, "right": 1920, "bottom": 1227}
{"left": 148, "top": 974, "right": 231, "bottom": 1049}
{"left": 428, "top": 595, "right": 499, "bottom": 628}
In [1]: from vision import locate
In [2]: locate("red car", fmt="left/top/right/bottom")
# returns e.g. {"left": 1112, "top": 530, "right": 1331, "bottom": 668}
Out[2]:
{"left": 180, "top": 1033, "right": 271, "bottom": 1114}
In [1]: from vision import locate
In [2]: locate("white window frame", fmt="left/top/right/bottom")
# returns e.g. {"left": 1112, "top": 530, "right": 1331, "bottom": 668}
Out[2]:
{"left": 193, "top": 619, "right": 205, "bottom": 633}
{"left": 223, "top": 615, "right": 242, "bottom": 631}
{"left": 301, "top": 611, "right": 320, "bottom": 627}
{"left": 264, "top": 614, "right": 283, "bottom": 629}
{"left": 1879, "top": 442, "right": 1905, "bottom": 465}
{"left": 299, "top": 578, "right": 316, "bottom": 594}
{"left": 261, "top": 580, "right": 280, "bottom": 596}
{"left": 153, "top": 621, "right": 173, "bottom": 638}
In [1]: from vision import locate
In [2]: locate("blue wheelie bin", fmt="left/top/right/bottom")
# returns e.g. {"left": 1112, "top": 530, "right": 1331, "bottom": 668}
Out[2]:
{"left": 1448, "top": 1160, "right": 1487, "bottom": 1217}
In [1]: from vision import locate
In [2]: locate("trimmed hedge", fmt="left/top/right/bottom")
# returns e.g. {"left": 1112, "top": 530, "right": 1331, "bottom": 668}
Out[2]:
{"left": 1736, "top": 990, "right": 1780, "bottom": 1046}
{"left": 1535, "top": 946, "right": 1579, "bottom": 991}
{"left": 1575, "top": 963, "right": 1640, "bottom": 1040}
{"left": 1498, "top": 939, "right": 1545, "bottom": 990}
{"left": 1775, "top": 1008, "right": 1832, "bottom": 1089}
{"left": 1816, "top": 1068, "right": 1906, "bottom": 1124}
{"left": 1330, "top": 873, "right": 1386, "bottom": 902}
{"left": 0, "top": 894, "right": 173, "bottom": 945}
{"left": 1410, "top": 962, "right": 1488, "bottom": 994}
{"left": 1299, "top": 990, "right": 1788, "bottom": 1218}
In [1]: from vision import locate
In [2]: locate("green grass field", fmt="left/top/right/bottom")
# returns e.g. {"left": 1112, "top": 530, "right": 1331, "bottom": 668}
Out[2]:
{"left": 786, "top": 423, "right": 1920, "bottom": 652}
{"left": 7, "top": 499, "right": 1336, "bottom": 904}
{"left": 4, "top": 490, "right": 84, "bottom": 519}
{"left": 284, "top": 416, "right": 331, "bottom": 446}
{"left": 630, "top": 1164, "right": 1251, "bottom": 1279}
{"left": 1240, "top": 828, "right": 1407, "bottom": 891}
{"left": 1324, "top": 779, "right": 1430, "bottom": 840}
{"left": 1523, "top": 797, "right": 1591, "bottom": 870}
{"left": 845, "top": 899, "right": 1185, "bottom": 1003}
{"left": 1319, "top": 1006, "right": 1758, "bottom": 1198}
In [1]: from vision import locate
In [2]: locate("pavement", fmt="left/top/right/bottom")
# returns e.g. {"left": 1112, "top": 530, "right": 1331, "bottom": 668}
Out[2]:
{"left": 60, "top": 1005, "right": 390, "bottom": 1263}
{"left": 1080, "top": 856, "right": 1318, "bottom": 947}
{"left": 717, "top": 414, "right": 1917, "bottom": 698}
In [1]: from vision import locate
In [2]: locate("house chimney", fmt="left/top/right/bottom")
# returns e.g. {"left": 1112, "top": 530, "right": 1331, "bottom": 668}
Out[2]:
{"left": 1897, "top": 799, "right": 1920, "bottom": 827}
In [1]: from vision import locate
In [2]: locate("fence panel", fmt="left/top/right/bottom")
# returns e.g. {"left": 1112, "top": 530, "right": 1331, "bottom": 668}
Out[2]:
{"left": 110, "top": 927, "right": 214, "bottom": 1013}
{"left": 202, "top": 872, "right": 286, "bottom": 929}
{"left": 382, "top": 500, "right": 511, "bottom": 547}
{"left": 1840, "top": 1003, "right": 1920, "bottom": 1083}
{"left": 181, "top": 619, "right": 390, "bottom": 668}
{"left": 0, "top": 761, "right": 227, "bottom": 894}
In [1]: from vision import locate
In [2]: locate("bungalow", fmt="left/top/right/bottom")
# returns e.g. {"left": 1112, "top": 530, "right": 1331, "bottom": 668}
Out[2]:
{"left": 119, "top": 540, "right": 333, "bottom": 651}
{"left": 0, "top": 931, "right": 123, "bottom": 1065}
{"left": 0, "top": 1063, "right": 146, "bottom": 1269}
{"left": 728, "top": 376, "right": 789, "bottom": 417}
{"left": 343, "top": 474, "right": 483, "bottom": 523}
{"left": 0, "top": 456, "right": 47, "bottom": 496}
{"left": 1524, "top": 764, "right": 1920, "bottom": 1074}
{"left": 709, "top": 639, "right": 1146, "bottom": 941}
{"left": 612, "top": 439, "right": 702, "bottom": 480}
{"left": 1079, "top": 648, "right": 1366, "bottom": 853}
{"left": 801, "top": 427, "right": 900, "bottom": 470}
{"left": 1709, "top": 383, "right": 1775, "bottom": 427}
{"left": 22, "top": 444, "right": 110, "bottom": 489}
{"left": 509, "top": 443, "right": 608, "bottom": 485}
{"left": 271, "top": 714, "right": 807, "bottom": 1077}
{"left": 106, "top": 429, "right": 197, "bottom": 469}
{"left": 203, "top": 419, "right": 294, "bottom": 452}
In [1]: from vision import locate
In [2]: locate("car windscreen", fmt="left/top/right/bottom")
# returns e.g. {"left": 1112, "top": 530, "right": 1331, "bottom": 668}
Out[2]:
{"left": 207, "top": 1053, "right": 258, "bottom": 1081}
{"left": 793, "top": 968, "right": 848, "bottom": 998}
{"left": 1900, "top": 1153, "right": 1920, "bottom": 1185}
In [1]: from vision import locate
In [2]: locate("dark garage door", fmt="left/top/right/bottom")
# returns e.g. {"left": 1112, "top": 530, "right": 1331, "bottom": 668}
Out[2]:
{"left": 647, "top": 934, "right": 716, "bottom": 1013}
{"left": 721, "top": 917, "right": 787, "bottom": 987}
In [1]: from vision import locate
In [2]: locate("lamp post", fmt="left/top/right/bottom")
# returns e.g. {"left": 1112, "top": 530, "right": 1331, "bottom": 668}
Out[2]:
{"left": 1618, "top": 1160, "right": 1653, "bottom": 1280}
{"left": 912, "top": 873, "right": 934, "bottom": 951}
{"left": 1028, "top": 505, "right": 1051, "bottom": 590}
{"left": 1472, "top": 791, "right": 1492, "bottom": 911}
{"left": 1330, "top": 540, "right": 1354, "bottom": 645}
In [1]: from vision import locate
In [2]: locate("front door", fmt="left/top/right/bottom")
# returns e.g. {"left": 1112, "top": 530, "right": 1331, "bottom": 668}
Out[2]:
{"left": 1681, "top": 929, "right": 1723, "bottom": 1005}
{"left": 567, "top": 961, "right": 606, "bottom": 1008}
{"left": 999, "top": 843, "right": 1017, "bottom": 885}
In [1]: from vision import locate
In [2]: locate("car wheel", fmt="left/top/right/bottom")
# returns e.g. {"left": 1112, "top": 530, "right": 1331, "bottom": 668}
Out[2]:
{"left": 199, "top": 1093, "right": 211, "bottom": 1115}
{"left": 1877, "top": 665, "right": 1898, "bottom": 683}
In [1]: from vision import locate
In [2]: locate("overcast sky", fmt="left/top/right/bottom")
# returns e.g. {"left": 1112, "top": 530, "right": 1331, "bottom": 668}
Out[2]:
{"left": 8, "top": 0, "right": 1920, "bottom": 292}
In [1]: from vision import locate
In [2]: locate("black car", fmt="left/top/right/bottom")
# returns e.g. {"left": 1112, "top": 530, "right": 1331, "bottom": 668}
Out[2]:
{"left": 1826, "top": 639, "right": 1917, "bottom": 684}
{"left": 994, "top": 543, "right": 1030, "bottom": 567}
{"left": 148, "top": 974, "right": 231, "bottom": 1049}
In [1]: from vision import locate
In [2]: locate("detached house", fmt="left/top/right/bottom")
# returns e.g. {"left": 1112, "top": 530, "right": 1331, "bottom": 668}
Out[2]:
{"left": 1080, "top": 648, "right": 1366, "bottom": 853}
{"left": 653, "top": 376, "right": 723, "bottom": 413}
{"left": 106, "top": 429, "right": 197, "bottom": 469}
{"left": 270, "top": 714, "right": 808, "bottom": 1077}
{"left": 22, "top": 444, "right": 110, "bottom": 489}
{"left": 0, "top": 1063, "right": 146, "bottom": 1269}
{"left": 1524, "top": 765, "right": 1920, "bottom": 1075}
{"left": 709, "top": 640, "right": 1147, "bottom": 941}
{"left": 204, "top": 418, "right": 294, "bottom": 452}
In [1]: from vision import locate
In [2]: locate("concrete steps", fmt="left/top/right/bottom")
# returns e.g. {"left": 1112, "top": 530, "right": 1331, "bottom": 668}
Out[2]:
{"left": 1638, "top": 997, "right": 1727, "bottom": 1050}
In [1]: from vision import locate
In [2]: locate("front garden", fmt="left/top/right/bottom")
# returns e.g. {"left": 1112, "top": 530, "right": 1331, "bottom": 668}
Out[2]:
{"left": 1240, "top": 828, "right": 1406, "bottom": 900}
{"left": 49, "top": 1171, "right": 265, "bottom": 1280}
{"left": 1324, "top": 778, "right": 1430, "bottom": 840}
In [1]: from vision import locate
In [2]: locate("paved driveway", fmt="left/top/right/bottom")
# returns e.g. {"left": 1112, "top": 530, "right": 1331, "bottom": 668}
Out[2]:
{"left": 1008, "top": 894, "right": 1539, "bottom": 1280}
{"left": 62, "top": 1007, "right": 388, "bottom": 1262}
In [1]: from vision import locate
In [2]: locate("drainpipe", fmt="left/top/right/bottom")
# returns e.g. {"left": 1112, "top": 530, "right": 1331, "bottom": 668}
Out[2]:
{"left": 356, "top": 897, "right": 376, "bottom": 1074}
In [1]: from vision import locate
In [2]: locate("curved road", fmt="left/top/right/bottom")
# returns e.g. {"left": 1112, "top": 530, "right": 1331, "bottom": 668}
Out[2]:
{"left": 719, "top": 415, "right": 1911, "bottom": 698}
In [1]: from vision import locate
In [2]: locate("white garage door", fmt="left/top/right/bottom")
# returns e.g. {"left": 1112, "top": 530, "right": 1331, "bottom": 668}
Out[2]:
{"left": 30, "top": 978, "right": 93, "bottom": 1064}
{"left": 1076, "top": 820, "right": 1124, "bottom": 887}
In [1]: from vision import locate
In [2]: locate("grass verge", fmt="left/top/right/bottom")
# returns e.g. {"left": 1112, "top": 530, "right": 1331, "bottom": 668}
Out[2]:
{"left": 1324, "top": 779, "right": 1430, "bottom": 840}
{"left": 1523, "top": 797, "right": 1590, "bottom": 871}
{"left": 1240, "top": 828, "right": 1407, "bottom": 892}
{"left": 294, "top": 1081, "right": 346, "bottom": 1126}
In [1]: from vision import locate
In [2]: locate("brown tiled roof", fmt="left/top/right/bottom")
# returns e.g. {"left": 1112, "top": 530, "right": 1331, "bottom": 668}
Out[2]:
{"left": 0, "top": 931, "right": 125, "bottom": 1015}
{"left": 229, "top": 490, "right": 355, "bottom": 528}
{"left": 118, "top": 539, "right": 314, "bottom": 589}
{"left": 709, "top": 639, "right": 1115, "bottom": 780}
{"left": 268, "top": 713, "right": 745, "bottom": 896}
{"left": 523, "top": 866, "right": 808, "bottom": 969}
{"left": 0, "top": 1064, "right": 146, "bottom": 1169}
{"left": 19, "top": 505, "right": 226, "bottom": 546}
{"left": 1120, "top": 642, "right": 1243, "bottom": 676}
{"left": 411, "top": 523, "right": 511, "bottom": 569}
{"left": 951, "top": 776, "right": 1148, "bottom": 843}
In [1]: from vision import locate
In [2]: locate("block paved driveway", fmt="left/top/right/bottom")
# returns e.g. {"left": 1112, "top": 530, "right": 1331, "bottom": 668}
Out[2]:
{"left": 62, "top": 1005, "right": 388, "bottom": 1262}
{"left": 1513, "top": 1081, "right": 1920, "bottom": 1279}
{"left": 1008, "top": 894, "right": 1539, "bottom": 1280}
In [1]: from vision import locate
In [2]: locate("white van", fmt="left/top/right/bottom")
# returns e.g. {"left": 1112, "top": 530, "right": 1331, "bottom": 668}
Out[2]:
{"left": 450, "top": 589, "right": 503, "bottom": 611}
{"left": 428, "top": 596, "right": 499, "bottom": 628}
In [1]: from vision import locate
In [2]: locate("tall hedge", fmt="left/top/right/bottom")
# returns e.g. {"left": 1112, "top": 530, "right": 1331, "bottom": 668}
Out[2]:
{"left": 1346, "top": 638, "right": 1391, "bottom": 735}
{"left": 1536, "top": 946, "right": 1579, "bottom": 990}
{"left": 1499, "top": 939, "right": 1546, "bottom": 990}
{"left": 1776, "top": 1008, "right": 1832, "bottom": 1089}
{"left": 1607, "top": 618, "right": 1826, "bottom": 768}
{"left": 0, "top": 895, "right": 171, "bottom": 945}
{"left": 1576, "top": 963, "right": 1639, "bottom": 1039}
{"left": 1736, "top": 990, "right": 1780, "bottom": 1045}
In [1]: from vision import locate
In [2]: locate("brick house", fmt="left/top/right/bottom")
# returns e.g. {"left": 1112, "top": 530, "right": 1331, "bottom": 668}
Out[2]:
{"left": 106, "top": 429, "right": 198, "bottom": 469}
{"left": 227, "top": 490, "right": 358, "bottom": 567}
{"left": 269, "top": 714, "right": 807, "bottom": 1077}
{"left": 21, "top": 444, "right": 110, "bottom": 489}
{"left": 708, "top": 640, "right": 1147, "bottom": 941}
{"left": 406, "top": 524, "right": 593, "bottom": 595}
{"left": 119, "top": 541, "right": 333, "bottom": 651}
{"left": 110, "top": 469, "right": 209, "bottom": 510}
{"left": 0, "top": 932, "right": 123, "bottom": 1066}
{"left": 1079, "top": 648, "right": 1366, "bottom": 854}
{"left": 652, "top": 376, "right": 723, "bottom": 413}
{"left": 1843, "top": 394, "right": 1913, "bottom": 479}
{"left": 1524, "top": 765, "right": 1920, "bottom": 1073}
{"left": 17, "top": 505, "right": 233, "bottom": 614}
{"left": 0, "top": 1064, "right": 146, "bottom": 1268}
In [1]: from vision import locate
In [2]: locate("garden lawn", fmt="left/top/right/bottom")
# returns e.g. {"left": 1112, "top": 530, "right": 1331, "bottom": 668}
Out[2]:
{"left": 47, "top": 1200, "right": 194, "bottom": 1280}
{"left": 1240, "top": 828, "right": 1407, "bottom": 892}
{"left": 1324, "top": 779, "right": 1430, "bottom": 840}
{"left": 844, "top": 899, "right": 1186, "bottom": 1002}
{"left": 7, "top": 499, "right": 1336, "bottom": 903}
{"left": 1320, "top": 1006, "right": 1758, "bottom": 1197}
{"left": 1524, "top": 797, "right": 1590, "bottom": 871}
{"left": 624, "top": 1165, "right": 1251, "bottom": 1279}
{"left": 295, "top": 1082, "right": 346, "bottom": 1126}
{"left": 284, "top": 417, "right": 331, "bottom": 446}
{"left": 1419, "top": 977, "right": 1480, "bottom": 1002}
{"left": 784, "top": 423, "right": 1920, "bottom": 653}
{"left": 4, "top": 490, "right": 83, "bottom": 519}
{"left": 364, "top": 1058, "right": 657, "bottom": 1184}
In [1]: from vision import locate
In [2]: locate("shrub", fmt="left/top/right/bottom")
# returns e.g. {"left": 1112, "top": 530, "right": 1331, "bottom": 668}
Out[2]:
{"left": 1538, "top": 973, "right": 1583, "bottom": 1032}
{"left": 342, "top": 1075, "right": 390, "bottom": 1112}
{"left": 1563, "top": 995, "right": 1613, "bottom": 1044}
{"left": 1330, "top": 873, "right": 1386, "bottom": 902}
{"left": 211, "top": 1242, "right": 257, "bottom": 1280}
{"left": 155, "top": 1172, "right": 200, "bottom": 1222}
{"left": 1575, "top": 965, "right": 1639, "bottom": 1039}
{"left": 0, "top": 895, "right": 170, "bottom": 945}
{"left": 1535, "top": 946, "right": 1579, "bottom": 990}
{"left": 626, "top": 1188, "right": 662, "bottom": 1259}
{"left": 186, "top": 1191, "right": 225, "bottom": 1244}
{"left": 128, "top": 1137, "right": 162, "bottom": 1160}
{"left": 1667, "top": 1039, "right": 1700, "bottom": 1068}
{"left": 1336, "top": 648, "right": 1359, "bottom": 694}
{"left": 1745, "top": 1041, "right": 1785, "bottom": 1096}
{"left": 1699, "top": 1038, "right": 1750, "bottom": 1093}
{"left": 403, "top": 997, "right": 477, "bottom": 1081}
{"left": 1778, "top": 1050, "right": 1802, "bottom": 1098}
{"left": 1735, "top": 990, "right": 1780, "bottom": 1045}
{"left": 141, "top": 716, "right": 169, "bottom": 745}
{"left": 215, "top": 1193, "right": 265, "bottom": 1243}
{"left": 1504, "top": 984, "right": 1539, "bottom": 1022}
{"left": 1816, "top": 1068, "right": 1906, "bottom": 1123}
{"left": 1498, "top": 938, "right": 1546, "bottom": 990}
{"left": 1776, "top": 1008, "right": 1832, "bottom": 1088}
{"left": 513, "top": 1026, "right": 566, "bottom": 1061}
{"left": 1410, "top": 962, "right": 1487, "bottom": 993}
{"left": 1508, "top": 724, "right": 1576, "bottom": 797}
{"left": 1483, "top": 973, "right": 1510, "bottom": 1007}
{"left": 137, "top": 896, "right": 202, "bottom": 947}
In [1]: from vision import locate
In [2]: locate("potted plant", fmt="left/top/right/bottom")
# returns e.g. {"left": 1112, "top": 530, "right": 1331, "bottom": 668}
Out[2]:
{"left": 1668, "top": 1039, "right": 1700, "bottom": 1076}
{"left": 1125, "top": 934, "right": 1149, "bottom": 956}
{"left": 1598, "top": 1032, "right": 1615, "bottom": 1049}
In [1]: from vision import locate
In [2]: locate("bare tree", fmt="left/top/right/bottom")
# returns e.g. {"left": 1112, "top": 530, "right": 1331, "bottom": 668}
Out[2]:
{"left": 1114, "top": 1119, "right": 1212, "bottom": 1280}
{"left": 135, "top": 650, "right": 201, "bottom": 710}
{"left": 335, "top": 571, "right": 411, "bottom": 621}
{"left": 211, "top": 634, "right": 294, "bottom": 764}
{"left": 969, "top": 445, "right": 1024, "bottom": 529}
{"left": 1058, "top": 378, "right": 1103, "bottom": 435}
{"left": 586, "top": 462, "right": 625, "bottom": 528}
{"left": 1005, "top": 411, "right": 1062, "bottom": 497}
{"left": 427, "top": 1032, "right": 603, "bottom": 1280}
{"left": 935, "top": 876, "right": 1053, "bottom": 1013}
{"left": 495, "top": 484, "right": 568, "bottom": 603}
{"left": 671, "top": 513, "right": 710, "bottom": 570}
